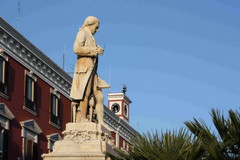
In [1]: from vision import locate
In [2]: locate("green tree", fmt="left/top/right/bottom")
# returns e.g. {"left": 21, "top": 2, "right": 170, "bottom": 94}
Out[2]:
{"left": 185, "top": 109, "right": 240, "bottom": 160}
{"left": 106, "top": 128, "right": 204, "bottom": 160}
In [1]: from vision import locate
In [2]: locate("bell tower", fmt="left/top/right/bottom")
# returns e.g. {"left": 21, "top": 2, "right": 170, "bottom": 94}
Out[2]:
{"left": 108, "top": 85, "right": 132, "bottom": 123}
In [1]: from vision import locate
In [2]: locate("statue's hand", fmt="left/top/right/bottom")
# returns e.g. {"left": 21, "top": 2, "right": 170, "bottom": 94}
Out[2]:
{"left": 97, "top": 46, "right": 104, "bottom": 55}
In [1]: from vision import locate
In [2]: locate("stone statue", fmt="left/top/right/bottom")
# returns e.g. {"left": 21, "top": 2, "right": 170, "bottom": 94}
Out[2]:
{"left": 42, "top": 16, "right": 115, "bottom": 160}
{"left": 70, "top": 16, "right": 110, "bottom": 124}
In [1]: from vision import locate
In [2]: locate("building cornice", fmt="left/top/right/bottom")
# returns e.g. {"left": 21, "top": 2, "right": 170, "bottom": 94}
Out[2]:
{"left": 0, "top": 17, "right": 72, "bottom": 99}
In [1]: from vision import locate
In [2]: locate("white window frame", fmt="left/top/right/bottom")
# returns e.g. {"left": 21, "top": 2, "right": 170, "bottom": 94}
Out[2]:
{"left": 20, "top": 119, "right": 42, "bottom": 160}
{"left": 0, "top": 49, "right": 9, "bottom": 98}
{"left": 25, "top": 70, "right": 37, "bottom": 101}
{"left": 0, "top": 50, "right": 8, "bottom": 84}
{"left": 46, "top": 133, "right": 62, "bottom": 152}
{"left": 50, "top": 88, "right": 60, "bottom": 116}
{"left": 24, "top": 70, "right": 37, "bottom": 115}
{"left": 49, "top": 88, "right": 61, "bottom": 129}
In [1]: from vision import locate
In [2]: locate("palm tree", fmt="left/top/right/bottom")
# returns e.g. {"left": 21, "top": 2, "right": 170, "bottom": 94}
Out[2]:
{"left": 106, "top": 128, "right": 204, "bottom": 160}
{"left": 185, "top": 109, "right": 240, "bottom": 160}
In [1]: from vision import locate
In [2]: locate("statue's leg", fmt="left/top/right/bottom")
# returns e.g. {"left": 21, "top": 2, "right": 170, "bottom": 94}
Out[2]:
{"left": 71, "top": 101, "right": 79, "bottom": 122}
{"left": 88, "top": 96, "right": 95, "bottom": 122}
{"left": 79, "top": 77, "right": 93, "bottom": 122}
{"left": 95, "top": 90, "right": 104, "bottom": 124}
{"left": 93, "top": 77, "right": 104, "bottom": 124}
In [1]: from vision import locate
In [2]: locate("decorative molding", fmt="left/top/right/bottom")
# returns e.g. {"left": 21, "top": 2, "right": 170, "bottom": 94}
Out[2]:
{"left": 50, "top": 88, "right": 60, "bottom": 99}
{"left": 64, "top": 130, "right": 91, "bottom": 144}
{"left": 20, "top": 119, "right": 42, "bottom": 143}
{"left": 61, "top": 122, "right": 115, "bottom": 147}
{"left": 25, "top": 70, "right": 37, "bottom": 82}
{"left": 0, "top": 48, "right": 8, "bottom": 61}
{"left": 46, "top": 133, "right": 62, "bottom": 151}
{"left": 0, "top": 103, "right": 15, "bottom": 130}
{"left": 0, "top": 18, "right": 72, "bottom": 100}
{"left": 47, "top": 133, "right": 62, "bottom": 141}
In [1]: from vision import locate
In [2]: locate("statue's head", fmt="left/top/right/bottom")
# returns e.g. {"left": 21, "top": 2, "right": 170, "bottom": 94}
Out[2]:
{"left": 82, "top": 16, "right": 99, "bottom": 35}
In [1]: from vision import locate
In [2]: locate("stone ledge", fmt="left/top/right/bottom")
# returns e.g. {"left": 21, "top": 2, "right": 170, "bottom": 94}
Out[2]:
{"left": 42, "top": 152, "right": 107, "bottom": 160}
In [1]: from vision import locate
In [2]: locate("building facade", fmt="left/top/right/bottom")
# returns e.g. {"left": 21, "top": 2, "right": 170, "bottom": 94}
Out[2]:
{"left": 0, "top": 17, "right": 137, "bottom": 160}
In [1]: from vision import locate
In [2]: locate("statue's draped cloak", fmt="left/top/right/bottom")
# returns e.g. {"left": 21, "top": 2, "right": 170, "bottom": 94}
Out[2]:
{"left": 70, "top": 28, "right": 109, "bottom": 100}
{"left": 70, "top": 28, "right": 96, "bottom": 100}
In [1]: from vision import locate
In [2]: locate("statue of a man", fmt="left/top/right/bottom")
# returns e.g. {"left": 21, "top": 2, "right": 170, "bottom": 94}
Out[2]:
{"left": 70, "top": 16, "right": 109, "bottom": 124}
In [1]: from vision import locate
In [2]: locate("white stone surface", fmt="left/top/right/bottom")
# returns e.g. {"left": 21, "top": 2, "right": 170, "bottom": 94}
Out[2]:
{"left": 42, "top": 122, "right": 115, "bottom": 160}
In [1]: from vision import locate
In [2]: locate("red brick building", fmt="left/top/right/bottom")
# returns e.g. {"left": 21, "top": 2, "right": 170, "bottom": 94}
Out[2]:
{"left": 0, "top": 17, "right": 137, "bottom": 160}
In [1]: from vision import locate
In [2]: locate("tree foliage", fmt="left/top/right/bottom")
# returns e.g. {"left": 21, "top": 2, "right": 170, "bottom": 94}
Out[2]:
{"left": 185, "top": 109, "right": 240, "bottom": 160}
{"left": 106, "top": 129, "right": 203, "bottom": 160}
{"left": 106, "top": 109, "right": 240, "bottom": 160}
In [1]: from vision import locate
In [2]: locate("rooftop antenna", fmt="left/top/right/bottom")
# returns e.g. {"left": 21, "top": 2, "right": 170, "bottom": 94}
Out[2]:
{"left": 62, "top": 45, "right": 66, "bottom": 71}
{"left": 17, "top": 1, "right": 21, "bottom": 25}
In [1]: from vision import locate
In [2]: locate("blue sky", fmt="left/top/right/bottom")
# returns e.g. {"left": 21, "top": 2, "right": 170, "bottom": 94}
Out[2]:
{"left": 1, "top": 0, "right": 240, "bottom": 133}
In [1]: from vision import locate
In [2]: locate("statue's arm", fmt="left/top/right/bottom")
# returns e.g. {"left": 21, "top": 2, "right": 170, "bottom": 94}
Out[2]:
{"left": 73, "top": 31, "right": 97, "bottom": 57}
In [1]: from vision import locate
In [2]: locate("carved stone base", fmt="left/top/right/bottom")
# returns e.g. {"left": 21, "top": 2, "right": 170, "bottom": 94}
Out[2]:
{"left": 42, "top": 122, "right": 115, "bottom": 160}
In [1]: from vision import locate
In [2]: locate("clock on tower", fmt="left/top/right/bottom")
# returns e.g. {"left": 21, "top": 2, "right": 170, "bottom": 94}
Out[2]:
{"left": 108, "top": 85, "right": 132, "bottom": 123}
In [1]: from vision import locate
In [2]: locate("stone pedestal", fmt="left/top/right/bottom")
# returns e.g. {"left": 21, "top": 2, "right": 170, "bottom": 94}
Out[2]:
{"left": 42, "top": 122, "right": 115, "bottom": 160}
